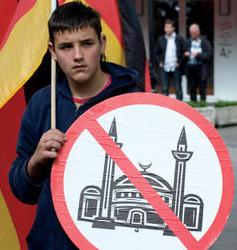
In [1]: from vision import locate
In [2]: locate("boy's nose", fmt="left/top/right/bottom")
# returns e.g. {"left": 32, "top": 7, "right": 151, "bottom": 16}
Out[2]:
{"left": 73, "top": 46, "right": 83, "bottom": 60}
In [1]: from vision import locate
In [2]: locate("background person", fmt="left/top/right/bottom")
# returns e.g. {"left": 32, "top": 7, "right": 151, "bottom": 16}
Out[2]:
{"left": 185, "top": 23, "right": 213, "bottom": 102}
{"left": 154, "top": 19, "right": 186, "bottom": 101}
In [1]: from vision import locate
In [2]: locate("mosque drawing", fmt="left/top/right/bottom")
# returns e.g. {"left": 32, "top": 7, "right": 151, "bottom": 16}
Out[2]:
{"left": 77, "top": 118, "right": 204, "bottom": 234}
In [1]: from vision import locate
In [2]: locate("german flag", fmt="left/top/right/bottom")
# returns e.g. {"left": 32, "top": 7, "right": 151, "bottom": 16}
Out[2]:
{"left": 0, "top": 0, "right": 50, "bottom": 108}
{"left": 0, "top": 1, "right": 51, "bottom": 249}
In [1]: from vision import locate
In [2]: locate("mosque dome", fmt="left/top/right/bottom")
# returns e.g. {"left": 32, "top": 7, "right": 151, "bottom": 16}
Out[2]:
{"left": 114, "top": 171, "right": 173, "bottom": 193}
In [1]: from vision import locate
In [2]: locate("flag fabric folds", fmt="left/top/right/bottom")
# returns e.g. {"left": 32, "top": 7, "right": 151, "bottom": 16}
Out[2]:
{"left": 0, "top": 0, "right": 18, "bottom": 46}
{"left": 0, "top": 0, "right": 51, "bottom": 109}
{"left": 0, "top": 89, "right": 25, "bottom": 250}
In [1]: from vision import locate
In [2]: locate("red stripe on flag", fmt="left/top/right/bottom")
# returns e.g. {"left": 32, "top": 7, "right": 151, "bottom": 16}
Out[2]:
{"left": 0, "top": 88, "right": 36, "bottom": 250}
{"left": 0, "top": 0, "right": 18, "bottom": 45}
{"left": 85, "top": 0, "right": 123, "bottom": 44}
{"left": 0, "top": 0, "right": 36, "bottom": 48}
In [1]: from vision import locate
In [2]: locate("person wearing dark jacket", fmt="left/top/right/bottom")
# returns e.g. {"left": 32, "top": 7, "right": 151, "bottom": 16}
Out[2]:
{"left": 154, "top": 19, "right": 186, "bottom": 101}
{"left": 8, "top": 2, "right": 138, "bottom": 249}
{"left": 185, "top": 23, "right": 213, "bottom": 102}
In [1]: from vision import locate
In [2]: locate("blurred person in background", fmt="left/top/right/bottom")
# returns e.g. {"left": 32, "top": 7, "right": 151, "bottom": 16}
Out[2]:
{"left": 154, "top": 19, "right": 186, "bottom": 101}
{"left": 185, "top": 23, "right": 213, "bottom": 102}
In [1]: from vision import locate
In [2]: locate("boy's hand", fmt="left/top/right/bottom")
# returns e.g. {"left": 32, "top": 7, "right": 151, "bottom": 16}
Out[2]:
{"left": 27, "top": 129, "right": 67, "bottom": 182}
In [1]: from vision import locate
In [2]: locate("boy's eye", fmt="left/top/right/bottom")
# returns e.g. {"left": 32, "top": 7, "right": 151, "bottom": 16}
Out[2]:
{"left": 83, "top": 41, "right": 94, "bottom": 47}
{"left": 59, "top": 44, "right": 72, "bottom": 50}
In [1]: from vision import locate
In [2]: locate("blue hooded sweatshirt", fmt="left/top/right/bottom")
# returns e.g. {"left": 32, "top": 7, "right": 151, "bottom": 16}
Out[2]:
{"left": 9, "top": 62, "right": 139, "bottom": 249}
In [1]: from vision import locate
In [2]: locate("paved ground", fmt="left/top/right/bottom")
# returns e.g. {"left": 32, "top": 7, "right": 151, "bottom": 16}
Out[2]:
{"left": 211, "top": 126, "right": 237, "bottom": 249}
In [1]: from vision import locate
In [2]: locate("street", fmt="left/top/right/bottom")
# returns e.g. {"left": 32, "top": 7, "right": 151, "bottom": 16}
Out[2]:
{"left": 211, "top": 126, "right": 237, "bottom": 249}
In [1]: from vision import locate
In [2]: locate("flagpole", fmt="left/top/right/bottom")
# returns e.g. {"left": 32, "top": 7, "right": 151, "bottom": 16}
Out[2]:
{"left": 51, "top": 0, "right": 57, "bottom": 129}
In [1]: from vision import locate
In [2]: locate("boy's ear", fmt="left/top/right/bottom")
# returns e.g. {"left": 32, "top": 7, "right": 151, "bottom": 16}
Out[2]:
{"left": 100, "top": 34, "right": 106, "bottom": 55}
{"left": 48, "top": 42, "right": 57, "bottom": 61}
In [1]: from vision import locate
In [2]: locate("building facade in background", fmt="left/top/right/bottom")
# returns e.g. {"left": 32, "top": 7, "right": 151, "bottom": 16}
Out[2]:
{"left": 134, "top": 0, "right": 237, "bottom": 101}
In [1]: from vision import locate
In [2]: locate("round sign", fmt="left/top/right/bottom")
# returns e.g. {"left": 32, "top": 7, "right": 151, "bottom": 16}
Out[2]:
{"left": 51, "top": 93, "right": 234, "bottom": 250}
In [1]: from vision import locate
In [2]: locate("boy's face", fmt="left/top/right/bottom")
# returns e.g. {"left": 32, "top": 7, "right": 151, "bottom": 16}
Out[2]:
{"left": 49, "top": 26, "right": 106, "bottom": 86}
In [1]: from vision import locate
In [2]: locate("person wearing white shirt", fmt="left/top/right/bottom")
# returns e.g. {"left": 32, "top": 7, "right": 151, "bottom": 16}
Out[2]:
{"left": 155, "top": 19, "right": 186, "bottom": 101}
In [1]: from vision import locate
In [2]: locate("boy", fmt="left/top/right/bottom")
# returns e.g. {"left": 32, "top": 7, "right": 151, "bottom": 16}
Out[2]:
{"left": 9, "top": 1, "right": 138, "bottom": 249}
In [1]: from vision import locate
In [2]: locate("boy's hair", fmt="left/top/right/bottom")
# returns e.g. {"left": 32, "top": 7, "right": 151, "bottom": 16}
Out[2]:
{"left": 48, "top": 1, "right": 102, "bottom": 44}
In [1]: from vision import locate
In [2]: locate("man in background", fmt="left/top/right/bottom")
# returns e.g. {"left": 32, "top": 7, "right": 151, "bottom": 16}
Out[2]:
{"left": 185, "top": 23, "right": 213, "bottom": 102}
{"left": 155, "top": 19, "right": 186, "bottom": 101}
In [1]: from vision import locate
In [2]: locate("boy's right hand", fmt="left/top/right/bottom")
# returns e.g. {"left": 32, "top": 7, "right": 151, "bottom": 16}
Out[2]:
{"left": 27, "top": 129, "right": 67, "bottom": 183}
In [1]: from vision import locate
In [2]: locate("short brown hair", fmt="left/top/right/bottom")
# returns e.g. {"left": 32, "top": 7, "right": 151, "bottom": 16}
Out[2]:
{"left": 48, "top": 1, "right": 102, "bottom": 44}
{"left": 164, "top": 19, "right": 175, "bottom": 27}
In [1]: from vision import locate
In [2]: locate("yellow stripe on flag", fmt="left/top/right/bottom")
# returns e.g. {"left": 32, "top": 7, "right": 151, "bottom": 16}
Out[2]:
{"left": 0, "top": 0, "right": 51, "bottom": 109}
{"left": 0, "top": 192, "right": 19, "bottom": 249}
{"left": 101, "top": 19, "right": 125, "bottom": 66}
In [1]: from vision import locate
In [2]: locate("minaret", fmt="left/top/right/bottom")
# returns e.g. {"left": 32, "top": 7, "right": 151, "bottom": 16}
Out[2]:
{"left": 92, "top": 118, "right": 122, "bottom": 229}
{"left": 172, "top": 127, "right": 193, "bottom": 221}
